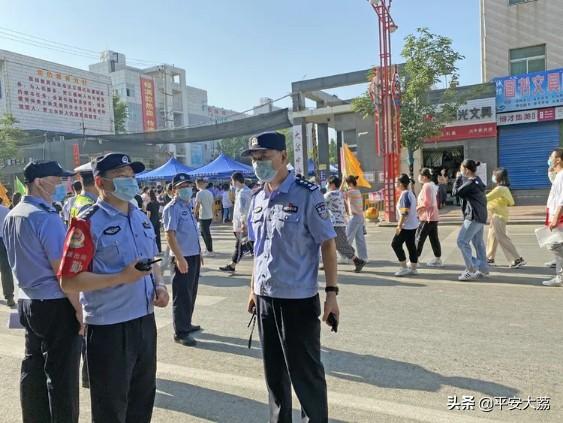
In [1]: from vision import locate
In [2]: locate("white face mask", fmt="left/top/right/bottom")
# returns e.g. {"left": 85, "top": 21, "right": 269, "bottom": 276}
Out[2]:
{"left": 417, "top": 175, "right": 424, "bottom": 184}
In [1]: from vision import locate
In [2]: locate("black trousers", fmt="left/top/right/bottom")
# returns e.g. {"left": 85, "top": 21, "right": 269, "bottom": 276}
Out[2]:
{"left": 18, "top": 298, "right": 81, "bottom": 423}
{"left": 257, "top": 295, "right": 328, "bottom": 423}
{"left": 172, "top": 255, "right": 201, "bottom": 337}
{"left": 231, "top": 232, "right": 254, "bottom": 264}
{"left": 416, "top": 221, "right": 442, "bottom": 258}
{"left": 87, "top": 313, "right": 157, "bottom": 423}
{"left": 152, "top": 221, "right": 162, "bottom": 253}
{"left": 199, "top": 219, "right": 213, "bottom": 252}
{"left": 0, "top": 239, "right": 14, "bottom": 300}
{"left": 391, "top": 228, "right": 418, "bottom": 263}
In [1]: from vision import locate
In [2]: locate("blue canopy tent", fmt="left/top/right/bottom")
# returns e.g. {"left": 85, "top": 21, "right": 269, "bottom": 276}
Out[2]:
{"left": 187, "top": 153, "right": 254, "bottom": 179}
{"left": 136, "top": 157, "right": 194, "bottom": 182}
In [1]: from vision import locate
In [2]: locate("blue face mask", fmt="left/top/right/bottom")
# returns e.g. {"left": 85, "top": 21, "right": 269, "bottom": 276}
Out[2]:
{"left": 52, "top": 184, "right": 67, "bottom": 202}
{"left": 110, "top": 177, "right": 139, "bottom": 202}
{"left": 178, "top": 187, "right": 192, "bottom": 201}
{"left": 253, "top": 160, "right": 277, "bottom": 182}
{"left": 548, "top": 158, "right": 553, "bottom": 167}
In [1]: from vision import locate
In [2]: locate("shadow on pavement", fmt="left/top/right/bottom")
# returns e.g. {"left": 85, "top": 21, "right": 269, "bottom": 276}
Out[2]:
{"left": 155, "top": 378, "right": 348, "bottom": 423}
{"left": 199, "top": 273, "right": 251, "bottom": 288}
{"left": 323, "top": 347, "right": 519, "bottom": 397}
{"left": 194, "top": 332, "right": 262, "bottom": 359}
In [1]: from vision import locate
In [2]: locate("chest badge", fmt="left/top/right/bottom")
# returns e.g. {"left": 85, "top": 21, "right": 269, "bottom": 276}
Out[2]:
{"left": 103, "top": 226, "right": 121, "bottom": 236}
{"left": 283, "top": 203, "right": 298, "bottom": 213}
{"left": 181, "top": 210, "right": 189, "bottom": 216}
{"left": 254, "top": 206, "right": 263, "bottom": 214}
{"left": 143, "top": 221, "right": 152, "bottom": 229}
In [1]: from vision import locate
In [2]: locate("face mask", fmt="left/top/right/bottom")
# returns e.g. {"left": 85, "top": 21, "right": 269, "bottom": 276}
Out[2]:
{"left": 108, "top": 177, "right": 139, "bottom": 202}
{"left": 548, "top": 159, "right": 553, "bottom": 168}
{"left": 52, "top": 184, "right": 67, "bottom": 202}
{"left": 492, "top": 175, "right": 497, "bottom": 184}
{"left": 253, "top": 160, "right": 277, "bottom": 183}
{"left": 549, "top": 171, "right": 557, "bottom": 184}
{"left": 417, "top": 175, "right": 424, "bottom": 184}
{"left": 178, "top": 187, "right": 192, "bottom": 201}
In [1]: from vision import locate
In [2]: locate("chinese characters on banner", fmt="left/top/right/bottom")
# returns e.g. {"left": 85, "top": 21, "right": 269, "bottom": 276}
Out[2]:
{"left": 140, "top": 77, "right": 156, "bottom": 132}
{"left": 292, "top": 125, "right": 304, "bottom": 176}
{"left": 16, "top": 68, "right": 107, "bottom": 121}
{"left": 426, "top": 123, "right": 497, "bottom": 143}
{"left": 495, "top": 68, "right": 563, "bottom": 113}
{"left": 72, "top": 144, "right": 80, "bottom": 167}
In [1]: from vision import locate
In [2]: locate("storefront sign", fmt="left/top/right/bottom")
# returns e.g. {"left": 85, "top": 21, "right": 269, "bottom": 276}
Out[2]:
{"left": 426, "top": 122, "right": 497, "bottom": 142}
{"left": 447, "top": 98, "right": 496, "bottom": 126}
{"left": 496, "top": 107, "right": 562, "bottom": 125}
{"left": 140, "top": 77, "right": 156, "bottom": 132}
{"left": 495, "top": 68, "right": 563, "bottom": 113}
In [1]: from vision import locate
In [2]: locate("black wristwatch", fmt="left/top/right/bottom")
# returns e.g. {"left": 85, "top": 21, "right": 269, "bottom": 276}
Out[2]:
{"left": 325, "top": 286, "right": 339, "bottom": 295}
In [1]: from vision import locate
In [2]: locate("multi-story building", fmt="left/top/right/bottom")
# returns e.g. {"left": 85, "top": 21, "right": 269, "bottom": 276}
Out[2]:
{"left": 89, "top": 51, "right": 191, "bottom": 164}
{"left": 253, "top": 97, "right": 281, "bottom": 115}
{"left": 481, "top": 0, "right": 563, "bottom": 81}
{"left": 186, "top": 85, "right": 216, "bottom": 167}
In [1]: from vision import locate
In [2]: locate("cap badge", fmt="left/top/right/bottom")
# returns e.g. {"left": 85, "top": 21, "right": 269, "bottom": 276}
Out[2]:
{"left": 250, "top": 137, "right": 258, "bottom": 146}
{"left": 122, "top": 156, "right": 129, "bottom": 164}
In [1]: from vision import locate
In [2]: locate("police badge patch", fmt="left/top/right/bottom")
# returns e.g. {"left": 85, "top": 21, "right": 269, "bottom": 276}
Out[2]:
{"left": 315, "top": 202, "right": 329, "bottom": 220}
{"left": 69, "top": 228, "right": 85, "bottom": 248}
{"left": 143, "top": 221, "right": 152, "bottom": 229}
{"left": 103, "top": 226, "right": 121, "bottom": 235}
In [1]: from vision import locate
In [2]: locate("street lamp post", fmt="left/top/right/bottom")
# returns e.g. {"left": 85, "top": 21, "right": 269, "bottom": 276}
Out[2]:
{"left": 368, "top": 0, "right": 400, "bottom": 223}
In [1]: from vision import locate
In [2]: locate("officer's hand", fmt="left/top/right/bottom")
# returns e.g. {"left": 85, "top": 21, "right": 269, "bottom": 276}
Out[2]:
{"left": 176, "top": 256, "right": 189, "bottom": 274}
{"left": 200, "top": 255, "right": 204, "bottom": 266}
{"left": 121, "top": 260, "right": 152, "bottom": 284}
{"left": 322, "top": 293, "right": 340, "bottom": 327}
{"left": 153, "top": 285, "right": 169, "bottom": 308}
{"left": 247, "top": 290, "right": 256, "bottom": 314}
{"left": 75, "top": 309, "right": 85, "bottom": 336}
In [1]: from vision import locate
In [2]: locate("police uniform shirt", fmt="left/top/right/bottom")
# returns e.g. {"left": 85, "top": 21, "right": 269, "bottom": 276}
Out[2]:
{"left": 2, "top": 195, "right": 67, "bottom": 300}
{"left": 59, "top": 199, "right": 158, "bottom": 325}
{"left": 162, "top": 198, "right": 200, "bottom": 257}
{"left": 248, "top": 172, "right": 336, "bottom": 299}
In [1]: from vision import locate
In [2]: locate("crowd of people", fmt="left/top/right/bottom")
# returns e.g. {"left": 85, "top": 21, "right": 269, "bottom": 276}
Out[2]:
{"left": 1, "top": 132, "right": 563, "bottom": 422}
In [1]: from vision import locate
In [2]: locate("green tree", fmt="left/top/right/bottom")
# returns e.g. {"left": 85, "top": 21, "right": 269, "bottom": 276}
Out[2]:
{"left": 113, "top": 95, "right": 128, "bottom": 134}
{"left": 329, "top": 138, "right": 338, "bottom": 165}
{"left": 218, "top": 136, "right": 248, "bottom": 160}
{"left": 0, "top": 114, "right": 23, "bottom": 162}
{"left": 353, "top": 27, "right": 465, "bottom": 178}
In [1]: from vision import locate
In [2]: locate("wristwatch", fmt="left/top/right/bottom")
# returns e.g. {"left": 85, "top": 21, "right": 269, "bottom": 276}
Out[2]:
{"left": 325, "top": 286, "right": 339, "bottom": 295}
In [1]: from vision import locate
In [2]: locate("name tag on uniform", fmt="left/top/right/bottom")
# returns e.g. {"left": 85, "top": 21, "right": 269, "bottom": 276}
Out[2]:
{"left": 103, "top": 226, "right": 121, "bottom": 235}
{"left": 283, "top": 204, "right": 298, "bottom": 213}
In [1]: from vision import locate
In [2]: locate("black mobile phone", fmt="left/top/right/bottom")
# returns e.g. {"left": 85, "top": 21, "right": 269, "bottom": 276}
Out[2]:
{"left": 327, "top": 313, "right": 338, "bottom": 333}
{"left": 135, "top": 258, "right": 162, "bottom": 271}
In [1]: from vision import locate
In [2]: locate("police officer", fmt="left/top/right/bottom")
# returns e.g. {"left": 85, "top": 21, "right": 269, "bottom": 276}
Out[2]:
{"left": 58, "top": 153, "right": 169, "bottom": 423}
{"left": 162, "top": 172, "right": 202, "bottom": 346}
{"left": 243, "top": 132, "right": 339, "bottom": 423}
{"left": 2, "top": 160, "right": 82, "bottom": 423}
{"left": 70, "top": 161, "right": 98, "bottom": 219}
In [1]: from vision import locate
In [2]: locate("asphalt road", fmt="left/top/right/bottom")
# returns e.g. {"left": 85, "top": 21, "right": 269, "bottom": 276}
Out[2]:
{"left": 0, "top": 222, "right": 561, "bottom": 423}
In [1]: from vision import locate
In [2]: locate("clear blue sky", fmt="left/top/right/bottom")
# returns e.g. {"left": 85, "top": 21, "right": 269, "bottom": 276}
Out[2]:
{"left": 0, "top": 0, "right": 481, "bottom": 112}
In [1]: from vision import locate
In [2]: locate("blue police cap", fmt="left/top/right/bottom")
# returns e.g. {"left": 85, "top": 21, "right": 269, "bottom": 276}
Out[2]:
{"left": 172, "top": 173, "right": 192, "bottom": 187}
{"left": 23, "top": 160, "right": 75, "bottom": 183}
{"left": 93, "top": 153, "right": 145, "bottom": 176}
{"left": 241, "top": 132, "right": 286, "bottom": 157}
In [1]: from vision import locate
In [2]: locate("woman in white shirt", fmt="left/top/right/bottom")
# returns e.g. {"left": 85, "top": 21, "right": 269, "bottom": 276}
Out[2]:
{"left": 392, "top": 174, "right": 420, "bottom": 276}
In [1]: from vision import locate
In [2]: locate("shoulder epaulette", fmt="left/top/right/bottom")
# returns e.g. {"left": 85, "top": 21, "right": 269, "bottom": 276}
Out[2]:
{"left": 295, "top": 177, "right": 319, "bottom": 192}
{"left": 77, "top": 204, "right": 100, "bottom": 221}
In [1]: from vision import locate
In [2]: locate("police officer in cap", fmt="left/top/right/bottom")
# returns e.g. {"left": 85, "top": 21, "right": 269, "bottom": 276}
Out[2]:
{"left": 70, "top": 161, "right": 98, "bottom": 220}
{"left": 3, "top": 160, "right": 82, "bottom": 423}
{"left": 58, "top": 152, "right": 169, "bottom": 423}
{"left": 243, "top": 132, "right": 339, "bottom": 422}
{"left": 162, "top": 172, "right": 202, "bottom": 346}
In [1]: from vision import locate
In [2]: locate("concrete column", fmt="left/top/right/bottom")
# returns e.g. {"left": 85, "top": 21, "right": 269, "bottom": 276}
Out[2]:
{"left": 317, "top": 122, "right": 330, "bottom": 186}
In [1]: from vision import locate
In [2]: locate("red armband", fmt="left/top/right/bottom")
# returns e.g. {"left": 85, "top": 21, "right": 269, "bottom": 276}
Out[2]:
{"left": 57, "top": 218, "right": 95, "bottom": 278}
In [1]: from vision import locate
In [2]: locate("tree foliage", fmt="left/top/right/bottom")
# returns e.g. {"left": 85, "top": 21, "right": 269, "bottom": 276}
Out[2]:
{"left": 0, "top": 114, "right": 23, "bottom": 162}
{"left": 113, "top": 95, "right": 128, "bottom": 134}
{"left": 353, "top": 27, "right": 466, "bottom": 176}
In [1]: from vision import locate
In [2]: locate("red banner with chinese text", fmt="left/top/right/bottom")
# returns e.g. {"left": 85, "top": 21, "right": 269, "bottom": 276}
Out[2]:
{"left": 140, "top": 77, "right": 156, "bottom": 132}
{"left": 425, "top": 122, "right": 497, "bottom": 143}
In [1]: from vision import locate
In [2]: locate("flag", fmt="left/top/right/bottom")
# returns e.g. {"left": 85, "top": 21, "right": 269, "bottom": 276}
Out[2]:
{"left": 341, "top": 144, "right": 372, "bottom": 188}
{"left": 0, "top": 182, "right": 10, "bottom": 206}
{"left": 15, "top": 176, "right": 26, "bottom": 195}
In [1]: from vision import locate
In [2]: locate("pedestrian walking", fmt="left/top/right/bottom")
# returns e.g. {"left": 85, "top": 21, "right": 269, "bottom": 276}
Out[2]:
{"left": 146, "top": 189, "right": 162, "bottom": 253}
{"left": 221, "top": 183, "right": 233, "bottom": 223}
{"left": 345, "top": 175, "right": 368, "bottom": 262}
{"left": 195, "top": 178, "right": 215, "bottom": 256}
{"left": 486, "top": 168, "right": 526, "bottom": 268}
{"left": 58, "top": 153, "right": 169, "bottom": 423}
{"left": 324, "top": 175, "right": 366, "bottom": 273}
{"left": 3, "top": 160, "right": 82, "bottom": 423}
{"left": 416, "top": 168, "right": 443, "bottom": 267}
{"left": 438, "top": 168, "right": 448, "bottom": 208}
{"left": 453, "top": 159, "right": 489, "bottom": 281}
{"left": 0, "top": 198, "right": 15, "bottom": 307}
{"left": 163, "top": 173, "right": 202, "bottom": 347}
{"left": 392, "top": 174, "right": 419, "bottom": 276}
{"left": 243, "top": 132, "right": 339, "bottom": 423}
{"left": 543, "top": 148, "right": 563, "bottom": 286}
{"left": 219, "top": 172, "right": 254, "bottom": 273}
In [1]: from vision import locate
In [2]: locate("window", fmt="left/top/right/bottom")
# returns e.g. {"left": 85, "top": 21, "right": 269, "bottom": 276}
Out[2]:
{"left": 126, "top": 88, "right": 131, "bottom": 97}
{"left": 509, "top": 0, "right": 537, "bottom": 5}
{"left": 510, "top": 44, "right": 545, "bottom": 75}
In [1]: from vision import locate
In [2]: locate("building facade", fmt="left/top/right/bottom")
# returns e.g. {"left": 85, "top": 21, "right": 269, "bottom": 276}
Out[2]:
{"left": 481, "top": 0, "right": 563, "bottom": 81}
